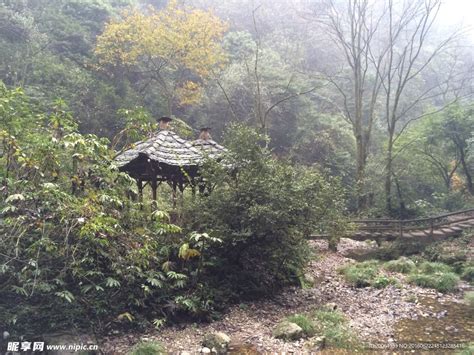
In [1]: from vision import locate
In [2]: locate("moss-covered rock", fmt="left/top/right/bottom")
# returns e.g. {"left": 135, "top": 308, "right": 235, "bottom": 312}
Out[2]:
{"left": 272, "top": 321, "right": 304, "bottom": 340}
{"left": 202, "top": 332, "right": 231, "bottom": 354}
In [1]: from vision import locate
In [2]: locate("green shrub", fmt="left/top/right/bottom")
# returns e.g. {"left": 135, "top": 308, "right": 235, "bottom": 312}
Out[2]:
{"left": 183, "top": 124, "right": 347, "bottom": 298}
{"left": 313, "top": 309, "right": 345, "bottom": 325}
{"left": 0, "top": 97, "right": 348, "bottom": 335}
{"left": 461, "top": 266, "right": 474, "bottom": 283}
{"left": 373, "top": 276, "right": 398, "bottom": 289}
{"left": 452, "top": 261, "right": 467, "bottom": 274}
{"left": 129, "top": 341, "right": 165, "bottom": 355}
{"left": 384, "top": 257, "right": 416, "bottom": 274}
{"left": 408, "top": 272, "right": 459, "bottom": 292}
{"left": 340, "top": 260, "right": 379, "bottom": 287}
{"left": 418, "top": 261, "right": 453, "bottom": 274}
{"left": 312, "top": 309, "right": 358, "bottom": 348}
{"left": 408, "top": 260, "right": 459, "bottom": 292}
{"left": 0, "top": 96, "right": 202, "bottom": 334}
{"left": 286, "top": 314, "right": 316, "bottom": 337}
{"left": 423, "top": 239, "right": 468, "bottom": 268}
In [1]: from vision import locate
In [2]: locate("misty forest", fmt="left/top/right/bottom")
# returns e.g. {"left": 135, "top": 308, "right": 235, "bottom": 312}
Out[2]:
{"left": 0, "top": 0, "right": 473, "bottom": 353}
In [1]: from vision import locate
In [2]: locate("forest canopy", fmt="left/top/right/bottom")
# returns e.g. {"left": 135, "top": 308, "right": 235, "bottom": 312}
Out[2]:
{"left": 0, "top": 0, "right": 471, "bottom": 214}
{"left": 0, "top": 0, "right": 473, "bottom": 339}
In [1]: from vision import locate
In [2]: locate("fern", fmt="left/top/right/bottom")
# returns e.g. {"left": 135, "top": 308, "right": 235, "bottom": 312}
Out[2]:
{"left": 152, "top": 318, "right": 166, "bottom": 329}
{"left": 54, "top": 291, "right": 75, "bottom": 303}
{"left": 146, "top": 277, "right": 163, "bottom": 288}
{"left": 105, "top": 277, "right": 121, "bottom": 288}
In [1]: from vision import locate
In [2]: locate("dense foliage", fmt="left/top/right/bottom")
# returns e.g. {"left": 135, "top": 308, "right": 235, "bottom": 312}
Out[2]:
{"left": 0, "top": 0, "right": 472, "bottom": 344}
{"left": 0, "top": 84, "right": 184, "bottom": 333}
{"left": 182, "top": 124, "right": 347, "bottom": 297}
{"left": 0, "top": 0, "right": 471, "bottom": 217}
{"left": 282, "top": 308, "right": 359, "bottom": 348}
{"left": 0, "top": 85, "right": 345, "bottom": 335}
{"left": 95, "top": 0, "right": 228, "bottom": 113}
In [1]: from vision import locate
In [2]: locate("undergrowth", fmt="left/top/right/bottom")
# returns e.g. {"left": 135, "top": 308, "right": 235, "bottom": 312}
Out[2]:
{"left": 407, "top": 262, "right": 459, "bottom": 292}
{"left": 339, "top": 260, "right": 380, "bottom": 287}
{"left": 311, "top": 309, "right": 358, "bottom": 348}
{"left": 283, "top": 308, "right": 359, "bottom": 349}
{"left": 129, "top": 341, "right": 165, "bottom": 355}
{"left": 286, "top": 314, "right": 316, "bottom": 337}
{"left": 384, "top": 257, "right": 416, "bottom": 274}
{"left": 461, "top": 266, "right": 474, "bottom": 283}
{"left": 408, "top": 273, "right": 459, "bottom": 292}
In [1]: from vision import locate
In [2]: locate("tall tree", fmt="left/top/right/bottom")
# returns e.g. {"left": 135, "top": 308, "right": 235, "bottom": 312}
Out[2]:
{"left": 373, "top": 0, "right": 460, "bottom": 212}
{"left": 442, "top": 104, "right": 474, "bottom": 194}
{"left": 94, "top": 0, "right": 228, "bottom": 115}
{"left": 310, "top": 0, "right": 464, "bottom": 212}
{"left": 315, "top": 0, "right": 384, "bottom": 210}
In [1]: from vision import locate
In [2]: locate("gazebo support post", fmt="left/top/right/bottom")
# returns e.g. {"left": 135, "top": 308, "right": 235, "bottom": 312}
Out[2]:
{"left": 137, "top": 179, "right": 143, "bottom": 203}
{"left": 151, "top": 176, "right": 158, "bottom": 202}
{"left": 172, "top": 180, "right": 177, "bottom": 208}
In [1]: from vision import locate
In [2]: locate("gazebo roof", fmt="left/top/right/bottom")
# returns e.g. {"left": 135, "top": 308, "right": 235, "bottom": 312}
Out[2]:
{"left": 115, "top": 130, "right": 203, "bottom": 169}
{"left": 191, "top": 138, "right": 227, "bottom": 160}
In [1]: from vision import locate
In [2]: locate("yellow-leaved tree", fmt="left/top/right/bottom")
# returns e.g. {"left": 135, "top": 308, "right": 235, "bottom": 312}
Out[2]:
{"left": 95, "top": 1, "right": 227, "bottom": 114}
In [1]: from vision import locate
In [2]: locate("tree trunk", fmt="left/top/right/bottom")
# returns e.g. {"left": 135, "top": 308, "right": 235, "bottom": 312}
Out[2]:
{"left": 355, "top": 134, "right": 368, "bottom": 210}
{"left": 167, "top": 96, "right": 173, "bottom": 117}
{"left": 385, "top": 131, "right": 394, "bottom": 213}
{"left": 393, "top": 173, "right": 406, "bottom": 218}
{"left": 459, "top": 148, "right": 473, "bottom": 195}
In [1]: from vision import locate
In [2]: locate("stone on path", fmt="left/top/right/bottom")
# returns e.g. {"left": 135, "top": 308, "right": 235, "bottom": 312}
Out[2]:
{"left": 202, "top": 332, "right": 231, "bottom": 354}
{"left": 272, "top": 321, "right": 303, "bottom": 341}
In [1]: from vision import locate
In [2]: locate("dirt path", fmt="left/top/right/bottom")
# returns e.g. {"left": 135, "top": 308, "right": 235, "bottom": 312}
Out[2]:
{"left": 101, "top": 240, "right": 469, "bottom": 354}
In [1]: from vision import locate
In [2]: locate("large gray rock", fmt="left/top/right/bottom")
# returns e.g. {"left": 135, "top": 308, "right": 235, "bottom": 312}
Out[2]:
{"left": 272, "top": 321, "right": 303, "bottom": 341}
{"left": 202, "top": 332, "right": 231, "bottom": 354}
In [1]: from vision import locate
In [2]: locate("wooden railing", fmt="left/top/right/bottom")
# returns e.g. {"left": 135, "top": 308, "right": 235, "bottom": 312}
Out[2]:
{"left": 352, "top": 208, "right": 474, "bottom": 238}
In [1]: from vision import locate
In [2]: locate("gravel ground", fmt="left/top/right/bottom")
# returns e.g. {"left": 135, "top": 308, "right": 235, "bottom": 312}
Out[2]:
{"left": 101, "top": 239, "right": 470, "bottom": 354}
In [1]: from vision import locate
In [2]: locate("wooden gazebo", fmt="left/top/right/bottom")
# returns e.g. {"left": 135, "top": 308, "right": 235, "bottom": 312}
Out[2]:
{"left": 114, "top": 117, "right": 204, "bottom": 201}
{"left": 191, "top": 127, "right": 227, "bottom": 159}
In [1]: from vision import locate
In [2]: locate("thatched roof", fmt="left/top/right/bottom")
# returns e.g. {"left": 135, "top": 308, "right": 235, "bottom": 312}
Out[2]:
{"left": 115, "top": 130, "right": 203, "bottom": 169}
{"left": 191, "top": 138, "right": 227, "bottom": 160}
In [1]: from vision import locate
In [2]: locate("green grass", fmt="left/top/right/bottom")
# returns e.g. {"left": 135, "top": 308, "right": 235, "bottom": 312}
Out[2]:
{"left": 406, "top": 261, "right": 459, "bottom": 292}
{"left": 286, "top": 314, "right": 316, "bottom": 337}
{"left": 129, "top": 341, "right": 165, "bottom": 355}
{"left": 423, "top": 239, "right": 468, "bottom": 266}
{"left": 282, "top": 309, "right": 359, "bottom": 348}
{"left": 418, "top": 261, "right": 453, "bottom": 274}
{"left": 373, "top": 276, "right": 398, "bottom": 289}
{"left": 311, "top": 309, "right": 358, "bottom": 348}
{"left": 340, "top": 260, "right": 399, "bottom": 289}
{"left": 384, "top": 257, "right": 416, "bottom": 274}
{"left": 408, "top": 272, "right": 459, "bottom": 292}
{"left": 340, "top": 260, "right": 379, "bottom": 287}
{"left": 461, "top": 266, "right": 474, "bottom": 283}
{"left": 456, "top": 342, "right": 474, "bottom": 355}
